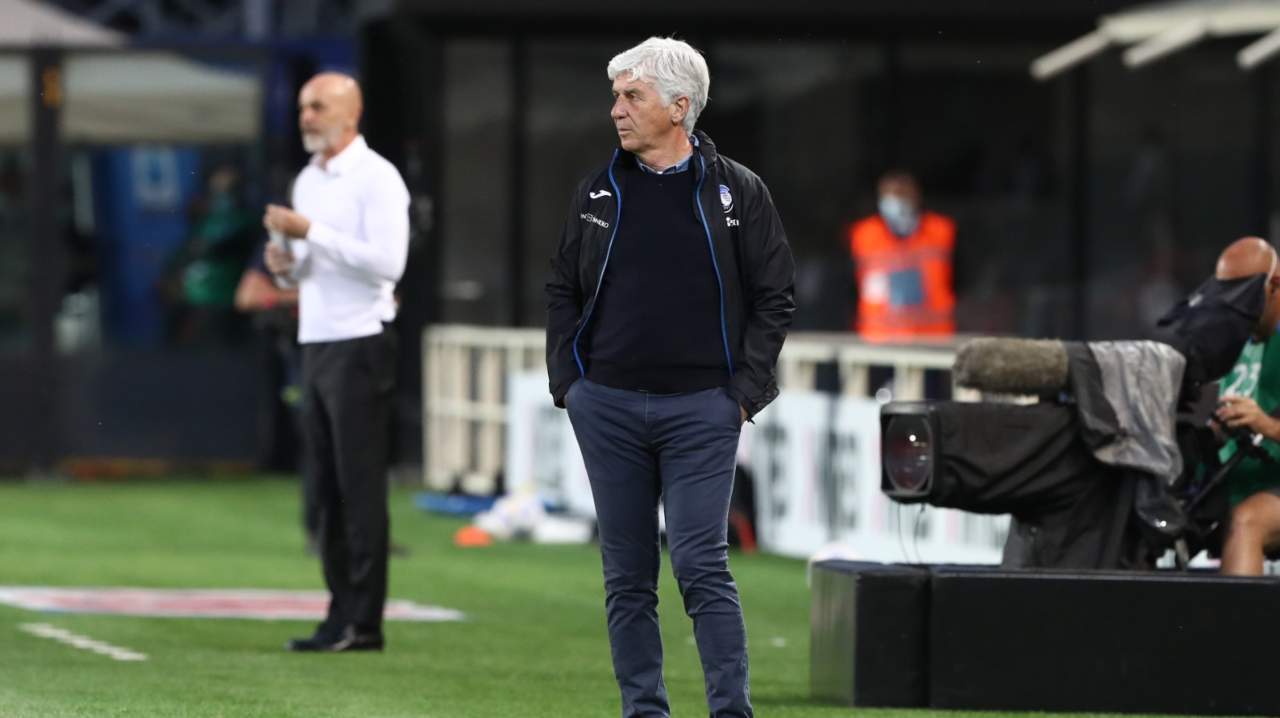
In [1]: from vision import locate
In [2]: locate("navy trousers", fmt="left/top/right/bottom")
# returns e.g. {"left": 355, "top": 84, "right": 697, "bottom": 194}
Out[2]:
{"left": 566, "top": 378, "right": 752, "bottom": 718}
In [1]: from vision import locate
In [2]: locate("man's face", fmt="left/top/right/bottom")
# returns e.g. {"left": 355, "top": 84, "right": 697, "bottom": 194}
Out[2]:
{"left": 298, "top": 83, "right": 346, "bottom": 155}
{"left": 611, "top": 74, "right": 679, "bottom": 155}
{"left": 877, "top": 178, "right": 921, "bottom": 213}
{"left": 878, "top": 177, "right": 922, "bottom": 236}
{"left": 209, "top": 166, "right": 237, "bottom": 195}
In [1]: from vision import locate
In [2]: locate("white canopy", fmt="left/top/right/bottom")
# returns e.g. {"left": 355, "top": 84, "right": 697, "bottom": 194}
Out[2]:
{"left": 1031, "top": 0, "right": 1280, "bottom": 80}
{"left": 0, "top": 0, "right": 124, "bottom": 47}
{"left": 61, "top": 54, "right": 261, "bottom": 143}
{"left": 0, "top": 0, "right": 260, "bottom": 143}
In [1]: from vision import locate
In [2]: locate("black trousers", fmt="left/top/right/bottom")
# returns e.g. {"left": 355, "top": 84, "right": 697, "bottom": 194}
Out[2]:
{"left": 301, "top": 326, "right": 396, "bottom": 636}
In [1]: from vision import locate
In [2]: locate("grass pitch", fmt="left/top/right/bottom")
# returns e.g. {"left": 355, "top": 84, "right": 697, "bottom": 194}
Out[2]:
{"left": 0, "top": 478, "right": 1186, "bottom": 717}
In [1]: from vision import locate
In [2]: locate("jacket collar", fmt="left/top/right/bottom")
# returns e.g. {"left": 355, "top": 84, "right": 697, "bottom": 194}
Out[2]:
{"left": 613, "top": 130, "right": 719, "bottom": 181}
{"left": 691, "top": 129, "right": 717, "bottom": 165}
{"left": 637, "top": 151, "right": 692, "bottom": 175}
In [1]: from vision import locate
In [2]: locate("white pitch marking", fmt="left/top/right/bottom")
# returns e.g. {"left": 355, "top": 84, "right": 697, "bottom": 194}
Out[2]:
{"left": 19, "top": 623, "right": 147, "bottom": 662}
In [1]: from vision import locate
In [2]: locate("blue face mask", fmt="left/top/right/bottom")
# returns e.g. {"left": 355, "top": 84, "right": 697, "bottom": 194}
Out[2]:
{"left": 879, "top": 195, "right": 920, "bottom": 237}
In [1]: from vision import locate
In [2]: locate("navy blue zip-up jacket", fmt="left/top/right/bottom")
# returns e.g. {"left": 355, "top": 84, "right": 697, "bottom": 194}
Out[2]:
{"left": 545, "top": 130, "right": 796, "bottom": 419}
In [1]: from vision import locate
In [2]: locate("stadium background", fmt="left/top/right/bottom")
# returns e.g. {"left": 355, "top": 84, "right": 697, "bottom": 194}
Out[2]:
{"left": 0, "top": 0, "right": 1271, "bottom": 715}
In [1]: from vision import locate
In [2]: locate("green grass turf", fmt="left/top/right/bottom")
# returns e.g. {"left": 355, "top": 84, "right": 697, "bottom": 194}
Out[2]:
{"left": 0, "top": 477, "right": 1188, "bottom": 718}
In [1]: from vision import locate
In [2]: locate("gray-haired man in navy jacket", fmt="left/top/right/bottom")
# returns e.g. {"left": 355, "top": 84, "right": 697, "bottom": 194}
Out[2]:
{"left": 545, "top": 36, "right": 795, "bottom": 718}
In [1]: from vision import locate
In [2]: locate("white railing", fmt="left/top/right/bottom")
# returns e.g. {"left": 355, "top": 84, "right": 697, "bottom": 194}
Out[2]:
{"left": 422, "top": 324, "right": 960, "bottom": 493}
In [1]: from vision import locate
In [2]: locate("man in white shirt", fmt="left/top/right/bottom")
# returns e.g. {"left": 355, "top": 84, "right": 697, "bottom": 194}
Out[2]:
{"left": 263, "top": 72, "right": 409, "bottom": 652}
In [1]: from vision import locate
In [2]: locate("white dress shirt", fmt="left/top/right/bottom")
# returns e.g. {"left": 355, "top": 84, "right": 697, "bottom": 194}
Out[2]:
{"left": 287, "top": 135, "right": 410, "bottom": 344}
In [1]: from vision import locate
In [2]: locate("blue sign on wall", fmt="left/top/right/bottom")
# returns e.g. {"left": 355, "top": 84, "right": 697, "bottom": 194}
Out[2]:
{"left": 93, "top": 146, "right": 201, "bottom": 347}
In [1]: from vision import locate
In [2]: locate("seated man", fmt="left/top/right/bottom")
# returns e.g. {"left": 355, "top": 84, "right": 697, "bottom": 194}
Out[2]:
{"left": 1214, "top": 239, "right": 1280, "bottom": 575}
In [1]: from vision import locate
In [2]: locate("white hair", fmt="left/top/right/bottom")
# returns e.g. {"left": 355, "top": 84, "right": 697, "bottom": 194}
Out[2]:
{"left": 607, "top": 37, "right": 710, "bottom": 134}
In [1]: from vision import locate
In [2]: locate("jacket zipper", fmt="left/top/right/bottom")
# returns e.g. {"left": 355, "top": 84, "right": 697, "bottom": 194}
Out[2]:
{"left": 571, "top": 149, "right": 623, "bottom": 376}
{"left": 696, "top": 153, "right": 735, "bottom": 377}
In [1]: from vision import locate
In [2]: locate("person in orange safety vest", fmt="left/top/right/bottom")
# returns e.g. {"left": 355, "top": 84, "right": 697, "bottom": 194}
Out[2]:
{"left": 848, "top": 170, "right": 955, "bottom": 342}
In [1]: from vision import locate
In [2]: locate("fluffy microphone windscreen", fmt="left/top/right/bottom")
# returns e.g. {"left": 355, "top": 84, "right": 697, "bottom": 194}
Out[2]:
{"left": 953, "top": 337, "right": 1069, "bottom": 395}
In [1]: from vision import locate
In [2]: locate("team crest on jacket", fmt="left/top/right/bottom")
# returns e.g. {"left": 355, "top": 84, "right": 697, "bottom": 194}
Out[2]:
{"left": 719, "top": 184, "right": 733, "bottom": 213}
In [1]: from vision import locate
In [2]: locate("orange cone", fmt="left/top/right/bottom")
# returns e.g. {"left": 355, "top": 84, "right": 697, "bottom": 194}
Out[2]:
{"left": 454, "top": 525, "right": 494, "bottom": 547}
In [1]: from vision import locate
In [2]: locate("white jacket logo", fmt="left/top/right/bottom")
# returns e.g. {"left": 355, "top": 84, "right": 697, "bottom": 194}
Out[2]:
{"left": 589, "top": 189, "right": 612, "bottom": 199}
{"left": 719, "top": 184, "right": 738, "bottom": 226}
{"left": 580, "top": 212, "right": 609, "bottom": 229}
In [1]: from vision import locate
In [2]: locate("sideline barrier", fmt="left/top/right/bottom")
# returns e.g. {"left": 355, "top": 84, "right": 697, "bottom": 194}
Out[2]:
{"left": 423, "top": 325, "right": 957, "bottom": 493}
{"left": 423, "top": 324, "right": 1005, "bottom": 561}
{"left": 422, "top": 325, "right": 545, "bottom": 495}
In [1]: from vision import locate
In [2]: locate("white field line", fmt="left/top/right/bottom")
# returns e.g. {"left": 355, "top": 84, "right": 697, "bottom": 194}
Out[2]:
{"left": 18, "top": 623, "right": 147, "bottom": 662}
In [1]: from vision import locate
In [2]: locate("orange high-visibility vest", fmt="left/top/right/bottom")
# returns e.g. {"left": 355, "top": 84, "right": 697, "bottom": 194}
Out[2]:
{"left": 848, "top": 211, "right": 955, "bottom": 341}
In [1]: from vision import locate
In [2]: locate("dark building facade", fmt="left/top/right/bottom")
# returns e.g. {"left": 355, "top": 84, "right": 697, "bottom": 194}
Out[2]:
{"left": 4, "top": 1, "right": 1279, "bottom": 472}
{"left": 362, "top": 0, "right": 1278, "bottom": 344}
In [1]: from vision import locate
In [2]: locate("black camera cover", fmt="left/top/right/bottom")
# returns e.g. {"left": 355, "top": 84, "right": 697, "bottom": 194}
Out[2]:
{"left": 1153, "top": 273, "right": 1266, "bottom": 391}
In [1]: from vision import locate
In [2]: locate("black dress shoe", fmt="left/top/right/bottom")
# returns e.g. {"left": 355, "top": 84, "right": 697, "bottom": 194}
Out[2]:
{"left": 285, "top": 634, "right": 337, "bottom": 652}
{"left": 285, "top": 627, "right": 383, "bottom": 653}
{"left": 329, "top": 629, "right": 384, "bottom": 652}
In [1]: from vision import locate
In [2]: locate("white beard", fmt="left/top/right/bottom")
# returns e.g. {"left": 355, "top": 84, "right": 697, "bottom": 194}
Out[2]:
{"left": 301, "top": 133, "right": 328, "bottom": 154}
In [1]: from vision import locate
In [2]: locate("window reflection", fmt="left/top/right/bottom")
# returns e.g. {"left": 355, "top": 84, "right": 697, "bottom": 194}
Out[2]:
{"left": 711, "top": 42, "right": 882, "bottom": 332}
{"left": 1089, "top": 49, "right": 1253, "bottom": 340}
{"left": 440, "top": 40, "right": 512, "bottom": 325}
{"left": 0, "top": 55, "right": 30, "bottom": 354}
{"left": 0, "top": 148, "right": 28, "bottom": 353}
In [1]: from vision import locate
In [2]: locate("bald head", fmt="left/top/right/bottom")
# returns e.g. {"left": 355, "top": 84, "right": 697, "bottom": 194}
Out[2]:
{"left": 1216, "top": 237, "right": 1280, "bottom": 340}
{"left": 298, "top": 73, "right": 363, "bottom": 158}
{"left": 1215, "top": 237, "right": 1276, "bottom": 281}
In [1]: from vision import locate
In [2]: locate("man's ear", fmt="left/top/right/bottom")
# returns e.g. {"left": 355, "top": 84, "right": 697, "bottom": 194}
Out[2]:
{"left": 670, "top": 96, "right": 690, "bottom": 126}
